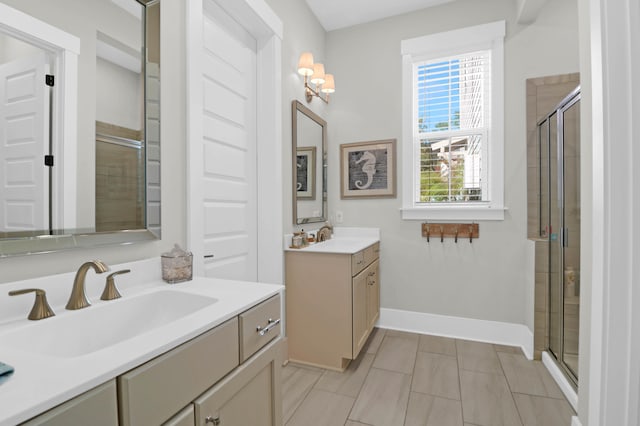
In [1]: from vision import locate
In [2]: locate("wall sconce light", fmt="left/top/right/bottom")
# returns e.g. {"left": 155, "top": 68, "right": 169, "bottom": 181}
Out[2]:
{"left": 297, "top": 52, "right": 335, "bottom": 104}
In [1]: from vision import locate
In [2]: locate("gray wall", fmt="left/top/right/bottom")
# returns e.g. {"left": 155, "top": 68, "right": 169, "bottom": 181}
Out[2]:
{"left": 0, "top": 0, "right": 186, "bottom": 283}
{"left": 324, "top": 0, "right": 579, "bottom": 326}
{"left": 265, "top": 0, "right": 327, "bottom": 232}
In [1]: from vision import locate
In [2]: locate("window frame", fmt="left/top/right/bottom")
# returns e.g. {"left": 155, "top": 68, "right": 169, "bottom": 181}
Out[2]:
{"left": 401, "top": 21, "right": 506, "bottom": 221}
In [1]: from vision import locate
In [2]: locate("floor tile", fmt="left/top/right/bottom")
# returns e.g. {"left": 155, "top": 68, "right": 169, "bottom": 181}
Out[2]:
{"left": 497, "top": 353, "right": 565, "bottom": 399}
{"left": 456, "top": 340, "right": 503, "bottom": 375}
{"left": 512, "top": 393, "right": 575, "bottom": 426}
{"left": 493, "top": 344, "right": 523, "bottom": 355}
{"left": 282, "top": 364, "right": 324, "bottom": 423}
{"left": 349, "top": 367, "right": 411, "bottom": 426}
{"left": 385, "top": 329, "right": 420, "bottom": 341}
{"left": 412, "top": 352, "right": 461, "bottom": 400}
{"left": 405, "top": 392, "right": 464, "bottom": 426}
{"left": 419, "top": 334, "right": 457, "bottom": 357}
{"left": 372, "top": 334, "right": 418, "bottom": 374}
{"left": 314, "top": 353, "right": 374, "bottom": 397}
{"left": 459, "top": 370, "right": 522, "bottom": 426}
{"left": 364, "top": 327, "right": 386, "bottom": 355}
{"left": 285, "top": 389, "right": 355, "bottom": 426}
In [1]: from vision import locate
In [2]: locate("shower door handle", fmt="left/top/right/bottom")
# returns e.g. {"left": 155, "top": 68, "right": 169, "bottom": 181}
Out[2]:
{"left": 561, "top": 227, "right": 568, "bottom": 247}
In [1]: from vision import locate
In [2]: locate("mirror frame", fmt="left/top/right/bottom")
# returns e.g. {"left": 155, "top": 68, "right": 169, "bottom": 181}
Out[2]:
{"left": 292, "top": 100, "right": 327, "bottom": 225}
{"left": 0, "top": 0, "right": 160, "bottom": 258}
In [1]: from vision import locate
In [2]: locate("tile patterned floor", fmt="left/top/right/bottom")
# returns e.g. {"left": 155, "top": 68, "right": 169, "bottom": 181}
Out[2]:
{"left": 282, "top": 328, "right": 575, "bottom": 426}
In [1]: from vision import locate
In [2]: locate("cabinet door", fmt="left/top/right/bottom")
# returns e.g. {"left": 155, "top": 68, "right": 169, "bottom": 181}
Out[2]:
{"left": 352, "top": 269, "right": 368, "bottom": 358}
{"left": 195, "top": 339, "right": 282, "bottom": 426}
{"left": 367, "top": 260, "right": 380, "bottom": 331}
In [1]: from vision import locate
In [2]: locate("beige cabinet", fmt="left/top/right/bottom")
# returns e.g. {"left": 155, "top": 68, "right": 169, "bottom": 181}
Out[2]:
{"left": 286, "top": 242, "right": 380, "bottom": 371}
{"left": 117, "top": 294, "right": 282, "bottom": 426}
{"left": 21, "top": 380, "right": 118, "bottom": 426}
{"left": 194, "top": 338, "right": 282, "bottom": 426}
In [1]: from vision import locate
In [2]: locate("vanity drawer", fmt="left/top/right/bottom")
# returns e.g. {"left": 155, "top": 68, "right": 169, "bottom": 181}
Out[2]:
{"left": 351, "top": 250, "right": 366, "bottom": 276}
{"left": 364, "top": 242, "right": 380, "bottom": 265}
{"left": 22, "top": 380, "right": 118, "bottom": 426}
{"left": 118, "top": 318, "right": 239, "bottom": 426}
{"left": 239, "top": 294, "right": 281, "bottom": 362}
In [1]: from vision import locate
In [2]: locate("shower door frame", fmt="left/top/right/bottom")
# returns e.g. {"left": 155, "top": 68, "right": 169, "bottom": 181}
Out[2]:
{"left": 537, "top": 86, "right": 581, "bottom": 387}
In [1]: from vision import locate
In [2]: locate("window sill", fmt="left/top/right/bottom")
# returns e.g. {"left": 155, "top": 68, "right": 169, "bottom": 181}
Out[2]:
{"left": 400, "top": 205, "right": 506, "bottom": 221}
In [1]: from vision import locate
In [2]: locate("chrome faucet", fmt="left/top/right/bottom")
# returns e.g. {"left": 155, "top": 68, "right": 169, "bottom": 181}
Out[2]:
{"left": 66, "top": 260, "right": 109, "bottom": 310}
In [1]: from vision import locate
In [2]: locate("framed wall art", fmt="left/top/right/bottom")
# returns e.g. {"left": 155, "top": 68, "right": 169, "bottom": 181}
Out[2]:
{"left": 296, "top": 146, "right": 316, "bottom": 199}
{"left": 340, "top": 139, "right": 396, "bottom": 199}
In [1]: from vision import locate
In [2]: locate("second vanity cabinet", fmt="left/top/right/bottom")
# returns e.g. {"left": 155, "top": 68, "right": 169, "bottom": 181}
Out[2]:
{"left": 286, "top": 242, "right": 380, "bottom": 371}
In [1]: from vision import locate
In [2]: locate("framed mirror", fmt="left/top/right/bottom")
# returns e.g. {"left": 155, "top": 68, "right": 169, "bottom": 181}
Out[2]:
{"left": 292, "top": 100, "right": 326, "bottom": 225}
{"left": 0, "top": 0, "right": 160, "bottom": 256}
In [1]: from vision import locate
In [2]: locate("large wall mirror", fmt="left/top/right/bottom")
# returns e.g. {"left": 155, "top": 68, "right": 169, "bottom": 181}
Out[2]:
{"left": 0, "top": 0, "right": 160, "bottom": 256}
{"left": 292, "top": 100, "right": 326, "bottom": 225}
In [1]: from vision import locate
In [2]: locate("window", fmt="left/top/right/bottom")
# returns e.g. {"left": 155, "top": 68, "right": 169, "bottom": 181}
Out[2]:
{"left": 401, "top": 21, "right": 506, "bottom": 220}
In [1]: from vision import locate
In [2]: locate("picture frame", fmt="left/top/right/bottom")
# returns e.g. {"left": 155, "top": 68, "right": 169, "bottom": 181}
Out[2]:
{"left": 296, "top": 146, "right": 316, "bottom": 200}
{"left": 340, "top": 139, "right": 396, "bottom": 199}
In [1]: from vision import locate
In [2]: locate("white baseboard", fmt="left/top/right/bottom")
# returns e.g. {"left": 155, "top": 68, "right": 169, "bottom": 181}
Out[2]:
{"left": 542, "top": 351, "right": 578, "bottom": 411}
{"left": 571, "top": 416, "right": 582, "bottom": 426}
{"left": 378, "top": 308, "right": 534, "bottom": 360}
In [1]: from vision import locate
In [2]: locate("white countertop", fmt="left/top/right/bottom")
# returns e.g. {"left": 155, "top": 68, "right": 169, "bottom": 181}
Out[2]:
{"left": 284, "top": 227, "right": 380, "bottom": 254}
{"left": 0, "top": 259, "right": 283, "bottom": 426}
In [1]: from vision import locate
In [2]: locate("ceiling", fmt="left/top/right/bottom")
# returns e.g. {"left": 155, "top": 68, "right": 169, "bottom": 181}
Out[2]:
{"left": 304, "top": 0, "right": 543, "bottom": 31}
{"left": 304, "top": 0, "right": 454, "bottom": 31}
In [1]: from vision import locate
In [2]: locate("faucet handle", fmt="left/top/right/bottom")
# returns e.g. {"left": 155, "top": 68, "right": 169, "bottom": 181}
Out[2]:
{"left": 9, "top": 288, "right": 56, "bottom": 320}
{"left": 100, "top": 269, "right": 130, "bottom": 301}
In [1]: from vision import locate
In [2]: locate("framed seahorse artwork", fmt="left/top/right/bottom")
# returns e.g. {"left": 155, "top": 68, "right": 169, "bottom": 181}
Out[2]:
{"left": 340, "top": 139, "right": 396, "bottom": 199}
{"left": 296, "top": 146, "right": 316, "bottom": 199}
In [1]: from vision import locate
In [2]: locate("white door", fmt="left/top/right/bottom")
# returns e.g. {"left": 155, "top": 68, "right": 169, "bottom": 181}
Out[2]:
{"left": 199, "top": 1, "right": 258, "bottom": 280}
{"left": 0, "top": 52, "right": 49, "bottom": 232}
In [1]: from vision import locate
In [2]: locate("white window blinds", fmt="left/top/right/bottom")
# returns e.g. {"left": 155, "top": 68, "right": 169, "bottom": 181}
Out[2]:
{"left": 414, "top": 51, "right": 491, "bottom": 203}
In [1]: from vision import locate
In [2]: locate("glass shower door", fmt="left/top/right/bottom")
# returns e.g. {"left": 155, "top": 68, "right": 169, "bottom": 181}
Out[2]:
{"left": 540, "top": 88, "right": 580, "bottom": 385}
{"left": 561, "top": 97, "right": 580, "bottom": 378}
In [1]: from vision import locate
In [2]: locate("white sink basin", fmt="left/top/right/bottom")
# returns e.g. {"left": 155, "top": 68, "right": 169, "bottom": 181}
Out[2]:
{"left": 2, "top": 290, "right": 217, "bottom": 357}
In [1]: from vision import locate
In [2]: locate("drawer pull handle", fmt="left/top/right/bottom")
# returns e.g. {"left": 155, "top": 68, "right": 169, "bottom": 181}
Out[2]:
{"left": 257, "top": 318, "right": 281, "bottom": 336}
{"left": 357, "top": 260, "right": 363, "bottom": 265}
{"left": 205, "top": 415, "right": 220, "bottom": 425}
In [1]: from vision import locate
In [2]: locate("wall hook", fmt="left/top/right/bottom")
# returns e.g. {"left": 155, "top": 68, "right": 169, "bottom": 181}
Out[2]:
{"left": 469, "top": 225, "right": 474, "bottom": 243}
{"left": 454, "top": 228, "right": 459, "bottom": 243}
{"left": 440, "top": 226, "right": 444, "bottom": 243}
{"left": 425, "top": 224, "right": 430, "bottom": 243}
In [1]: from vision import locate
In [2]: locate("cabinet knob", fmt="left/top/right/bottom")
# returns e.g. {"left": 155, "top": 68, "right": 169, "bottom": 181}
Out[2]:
{"left": 205, "top": 415, "right": 221, "bottom": 425}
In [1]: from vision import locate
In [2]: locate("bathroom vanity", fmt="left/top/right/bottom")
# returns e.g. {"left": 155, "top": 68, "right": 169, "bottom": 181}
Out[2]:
{"left": 0, "top": 259, "right": 283, "bottom": 426}
{"left": 284, "top": 228, "right": 380, "bottom": 371}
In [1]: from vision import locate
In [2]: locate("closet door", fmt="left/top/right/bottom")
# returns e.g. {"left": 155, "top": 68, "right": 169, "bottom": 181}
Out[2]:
{"left": 198, "top": 0, "right": 258, "bottom": 281}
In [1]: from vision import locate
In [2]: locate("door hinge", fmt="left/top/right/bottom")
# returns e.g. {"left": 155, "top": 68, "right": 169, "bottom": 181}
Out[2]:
{"left": 45, "top": 75, "right": 54, "bottom": 87}
{"left": 44, "top": 155, "right": 54, "bottom": 167}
